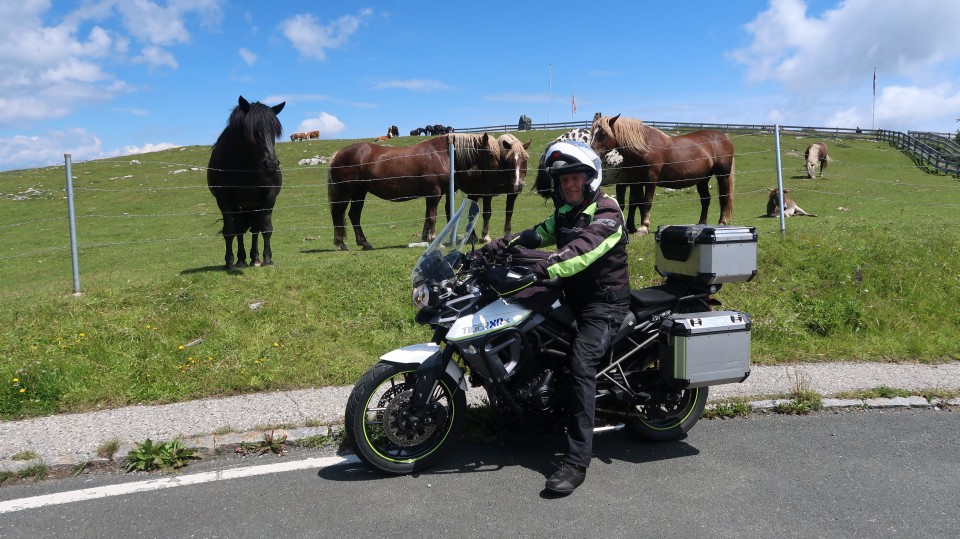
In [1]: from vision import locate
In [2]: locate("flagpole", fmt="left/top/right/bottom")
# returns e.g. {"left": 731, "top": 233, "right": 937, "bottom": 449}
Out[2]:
{"left": 548, "top": 64, "right": 552, "bottom": 124}
{"left": 872, "top": 67, "right": 876, "bottom": 131}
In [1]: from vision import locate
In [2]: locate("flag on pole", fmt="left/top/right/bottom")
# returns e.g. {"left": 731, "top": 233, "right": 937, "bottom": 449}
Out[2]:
{"left": 572, "top": 93, "right": 577, "bottom": 114}
{"left": 873, "top": 67, "right": 876, "bottom": 96}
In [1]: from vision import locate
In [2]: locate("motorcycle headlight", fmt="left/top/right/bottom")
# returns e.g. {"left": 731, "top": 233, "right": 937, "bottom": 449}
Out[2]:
{"left": 412, "top": 282, "right": 433, "bottom": 309}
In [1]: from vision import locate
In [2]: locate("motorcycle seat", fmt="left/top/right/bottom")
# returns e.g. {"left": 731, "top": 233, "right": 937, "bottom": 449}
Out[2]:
{"left": 630, "top": 284, "right": 684, "bottom": 309}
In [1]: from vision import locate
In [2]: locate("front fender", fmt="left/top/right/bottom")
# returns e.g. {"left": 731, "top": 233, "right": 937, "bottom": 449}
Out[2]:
{"left": 379, "top": 343, "right": 466, "bottom": 392}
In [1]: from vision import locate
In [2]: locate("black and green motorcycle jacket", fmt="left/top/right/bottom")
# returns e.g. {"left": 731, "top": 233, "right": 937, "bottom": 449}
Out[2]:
{"left": 492, "top": 189, "right": 630, "bottom": 307}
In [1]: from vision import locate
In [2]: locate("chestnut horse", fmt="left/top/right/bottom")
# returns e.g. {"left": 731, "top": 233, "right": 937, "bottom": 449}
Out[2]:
{"left": 804, "top": 142, "right": 828, "bottom": 178}
{"left": 327, "top": 133, "right": 501, "bottom": 250}
{"left": 591, "top": 115, "right": 735, "bottom": 234}
{"left": 456, "top": 134, "right": 531, "bottom": 243}
{"left": 207, "top": 95, "right": 284, "bottom": 269}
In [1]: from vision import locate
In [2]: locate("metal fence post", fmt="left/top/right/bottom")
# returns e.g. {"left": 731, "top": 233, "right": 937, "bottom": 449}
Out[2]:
{"left": 64, "top": 154, "right": 81, "bottom": 295}
{"left": 773, "top": 125, "right": 786, "bottom": 233}
{"left": 448, "top": 137, "right": 456, "bottom": 218}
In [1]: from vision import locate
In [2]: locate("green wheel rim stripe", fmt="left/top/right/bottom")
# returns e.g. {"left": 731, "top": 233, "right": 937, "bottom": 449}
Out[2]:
{"left": 362, "top": 370, "right": 457, "bottom": 464}
{"left": 638, "top": 387, "right": 702, "bottom": 431}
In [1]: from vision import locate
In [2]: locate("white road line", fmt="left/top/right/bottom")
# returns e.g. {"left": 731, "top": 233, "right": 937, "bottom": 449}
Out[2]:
{"left": 0, "top": 454, "right": 360, "bottom": 514}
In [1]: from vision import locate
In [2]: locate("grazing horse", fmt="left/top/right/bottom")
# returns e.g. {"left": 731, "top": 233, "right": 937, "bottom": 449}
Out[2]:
{"left": 458, "top": 134, "right": 531, "bottom": 243}
{"left": 207, "top": 95, "right": 285, "bottom": 269}
{"left": 290, "top": 132, "right": 307, "bottom": 142}
{"left": 533, "top": 128, "right": 635, "bottom": 226}
{"left": 307, "top": 130, "right": 320, "bottom": 140}
{"left": 804, "top": 142, "right": 828, "bottom": 178}
{"left": 591, "top": 114, "right": 736, "bottom": 235}
{"left": 327, "top": 133, "right": 501, "bottom": 250}
{"left": 390, "top": 125, "right": 399, "bottom": 137}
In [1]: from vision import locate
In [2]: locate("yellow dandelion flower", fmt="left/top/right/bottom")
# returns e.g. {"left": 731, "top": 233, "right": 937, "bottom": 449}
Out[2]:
{"left": 79, "top": 332, "right": 86, "bottom": 337}
{"left": 12, "top": 378, "right": 18, "bottom": 383}
{"left": 178, "top": 345, "right": 185, "bottom": 350}
{"left": 19, "top": 388, "right": 26, "bottom": 393}
{"left": 146, "top": 325, "right": 151, "bottom": 329}
{"left": 273, "top": 342, "right": 279, "bottom": 347}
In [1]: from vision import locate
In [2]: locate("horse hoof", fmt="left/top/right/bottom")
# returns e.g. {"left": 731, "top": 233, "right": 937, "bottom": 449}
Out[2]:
{"left": 361, "top": 243, "right": 374, "bottom": 251}
{"left": 336, "top": 244, "right": 348, "bottom": 251}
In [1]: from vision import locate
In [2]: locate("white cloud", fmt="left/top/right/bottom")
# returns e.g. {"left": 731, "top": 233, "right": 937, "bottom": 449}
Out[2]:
{"left": 0, "top": 129, "right": 101, "bottom": 170}
{"left": 731, "top": 0, "right": 960, "bottom": 89}
{"left": 113, "top": 0, "right": 224, "bottom": 47}
{"left": 133, "top": 45, "right": 178, "bottom": 69}
{"left": 0, "top": 1, "right": 222, "bottom": 126}
{"left": 280, "top": 10, "right": 372, "bottom": 61}
{"left": 239, "top": 47, "right": 257, "bottom": 66}
{"left": 297, "top": 113, "right": 346, "bottom": 137}
{"left": 375, "top": 79, "right": 450, "bottom": 92}
{"left": 729, "top": 0, "right": 960, "bottom": 131}
{"left": 0, "top": 127, "right": 180, "bottom": 171}
{"left": 103, "top": 141, "right": 180, "bottom": 158}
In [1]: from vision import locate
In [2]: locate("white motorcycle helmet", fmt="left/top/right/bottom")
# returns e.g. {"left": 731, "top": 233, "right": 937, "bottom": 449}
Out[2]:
{"left": 543, "top": 140, "right": 603, "bottom": 206}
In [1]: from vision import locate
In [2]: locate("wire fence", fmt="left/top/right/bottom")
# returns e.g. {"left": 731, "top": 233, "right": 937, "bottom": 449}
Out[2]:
{"left": 1, "top": 123, "right": 959, "bottom": 292}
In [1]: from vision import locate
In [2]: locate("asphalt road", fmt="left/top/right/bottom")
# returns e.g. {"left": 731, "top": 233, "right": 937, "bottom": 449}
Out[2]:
{"left": 1, "top": 408, "right": 957, "bottom": 538}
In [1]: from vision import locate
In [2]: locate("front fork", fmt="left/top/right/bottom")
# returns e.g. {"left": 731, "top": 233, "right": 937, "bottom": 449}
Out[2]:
{"left": 411, "top": 344, "right": 457, "bottom": 413}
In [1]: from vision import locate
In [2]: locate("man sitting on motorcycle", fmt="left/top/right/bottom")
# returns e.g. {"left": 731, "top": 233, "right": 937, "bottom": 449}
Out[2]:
{"left": 483, "top": 140, "right": 630, "bottom": 495}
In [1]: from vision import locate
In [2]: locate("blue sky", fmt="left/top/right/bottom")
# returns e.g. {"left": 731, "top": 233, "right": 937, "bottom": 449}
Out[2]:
{"left": 2, "top": 0, "right": 960, "bottom": 172}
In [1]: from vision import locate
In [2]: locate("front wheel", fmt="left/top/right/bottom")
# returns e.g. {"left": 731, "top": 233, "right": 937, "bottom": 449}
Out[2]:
{"left": 344, "top": 361, "right": 466, "bottom": 475}
{"left": 626, "top": 386, "right": 708, "bottom": 442}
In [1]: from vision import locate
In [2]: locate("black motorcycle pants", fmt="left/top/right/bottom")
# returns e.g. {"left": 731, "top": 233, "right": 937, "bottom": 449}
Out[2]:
{"left": 564, "top": 297, "right": 630, "bottom": 469}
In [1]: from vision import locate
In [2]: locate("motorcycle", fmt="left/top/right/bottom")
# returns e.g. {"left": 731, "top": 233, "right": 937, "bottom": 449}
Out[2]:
{"left": 344, "top": 199, "right": 755, "bottom": 475}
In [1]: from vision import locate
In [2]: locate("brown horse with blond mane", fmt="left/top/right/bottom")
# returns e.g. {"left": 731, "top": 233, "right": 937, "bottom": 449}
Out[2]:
{"left": 590, "top": 114, "right": 736, "bottom": 234}
{"left": 327, "top": 133, "right": 503, "bottom": 250}
{"left": 455, "top": 133, "right": 531, "bottom": 243}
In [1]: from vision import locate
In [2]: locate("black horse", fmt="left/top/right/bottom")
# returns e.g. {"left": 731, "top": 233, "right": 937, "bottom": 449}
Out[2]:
{"left": 207, "top": 95, "right": 285, "bottom": 270}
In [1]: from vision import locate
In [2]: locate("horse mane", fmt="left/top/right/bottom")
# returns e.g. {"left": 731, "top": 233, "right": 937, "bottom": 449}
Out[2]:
{"left": 497, "top": 133, "right": 529, "bottom": 161}
{"left": 593, "top": 115, "right": 652, "bottom": 154}
{"left": 228, "top": 101, "right": 283, "bottom": 144}
{"left": 449, "top": 133, "right": 498, "bottom": 170}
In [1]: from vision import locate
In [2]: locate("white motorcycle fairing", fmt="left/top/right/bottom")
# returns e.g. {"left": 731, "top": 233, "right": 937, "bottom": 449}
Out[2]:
{"left": 379, "top": 343, "right": 467, "bottom": 391}
{"left": 446, "top": 298, "right": 533, "bottom": 343}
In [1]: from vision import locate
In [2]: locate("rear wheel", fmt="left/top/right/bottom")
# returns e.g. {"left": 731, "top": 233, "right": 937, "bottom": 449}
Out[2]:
{"left": 344, "top": 362, "right": 465, "bottom": 475}
{"left": 626, "top": 385, "right": 709, "bottom": 442}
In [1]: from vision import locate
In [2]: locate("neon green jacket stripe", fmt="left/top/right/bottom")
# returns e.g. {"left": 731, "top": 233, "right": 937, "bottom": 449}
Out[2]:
{"left": 544, "top": 225, "right": 623, "bottom": 279}
{"left": 535, "top": 196, "right": 625, "bottom": 279}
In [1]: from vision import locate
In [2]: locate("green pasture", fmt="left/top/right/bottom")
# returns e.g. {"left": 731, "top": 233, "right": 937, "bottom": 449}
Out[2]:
{"left": 1, "top": 129, "right": 959, "bottom": 419}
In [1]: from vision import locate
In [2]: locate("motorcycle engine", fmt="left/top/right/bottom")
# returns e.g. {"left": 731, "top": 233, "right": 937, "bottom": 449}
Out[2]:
{"left": 517, "top": 369, "right": 557, "bottom": 415}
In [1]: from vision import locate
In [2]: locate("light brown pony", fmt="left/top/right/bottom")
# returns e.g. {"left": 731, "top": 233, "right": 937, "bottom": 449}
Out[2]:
{"left": 327, "top": 133, "right": 501, "bottom": 250}
{"left": 804, "top": 142, "right": 828, "bottom": 178}
{"left": 767, "top": 188, "right": 816, "bottom": 217}
{"left": 591, "top": 115, "right": 736, "bottom": 234}
{"left": 457, "top": 134, "right": 531, "bottom": 242}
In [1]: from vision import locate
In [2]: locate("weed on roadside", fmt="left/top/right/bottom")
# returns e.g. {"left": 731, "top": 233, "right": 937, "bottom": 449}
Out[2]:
{"left": 704, "top": 398, "right": 752, "bottom": 419}
{"left": 236, "top": 430, "right": 288, "bottom": 456}
{"left": 775, "top": 372, "right": 824, "bottom": 415}
{"left": 97, "top": 438, "right": 121, "bottom": 462}
{"left": 125, "top": 438, "right": 199, "bottom": 472}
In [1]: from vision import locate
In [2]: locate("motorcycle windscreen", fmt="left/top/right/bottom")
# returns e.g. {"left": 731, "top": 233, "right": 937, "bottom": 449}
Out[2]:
{"left": 411, "top": 199, "right": 480, "bottom": 285}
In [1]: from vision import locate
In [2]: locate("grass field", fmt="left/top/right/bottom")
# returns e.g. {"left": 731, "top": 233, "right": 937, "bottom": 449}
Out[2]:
{"left": 1, "top": 127, "right": 958, "bottom": 419}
